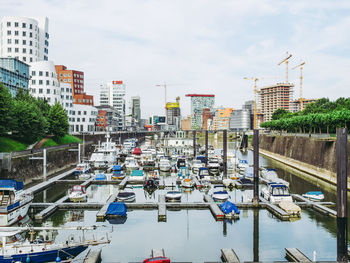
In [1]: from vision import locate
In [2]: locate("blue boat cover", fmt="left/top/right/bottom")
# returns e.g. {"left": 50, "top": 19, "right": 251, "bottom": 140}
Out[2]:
{"left": 113, "top": 165, "right": 122, "bottom": 171}
{"left": 239, "top": 159, "right": 248, "bottom": 164}
{"left": 131, "top": 170, "right": 144, "bottom": 176}
{"left": 0, "top": 180, "right": 23, "bottom": 190}
{"left": 305, "top": 191, "right": 323, "bottom": 195}
{"left": 95, "top": 174, "right": 107, "bottom": 180}
{"left": 220, "top": 201, "right": 240, "bottom": 214}
{"left": 196, "top": 156, "right": 206, "bottom": 163}
{"left": 106, "top": 202, "right": 127, "bottom": 216}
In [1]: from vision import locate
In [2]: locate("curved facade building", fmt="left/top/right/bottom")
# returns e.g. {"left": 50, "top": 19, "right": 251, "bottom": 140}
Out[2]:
{"left": 0, "top": 16, "right": 49, "bottom": 63}
{"left": 29, "top": 61, "right": 60, "bottom": 105}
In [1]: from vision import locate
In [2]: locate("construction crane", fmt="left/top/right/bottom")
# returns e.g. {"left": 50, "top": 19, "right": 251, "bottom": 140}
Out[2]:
{"left": 244, "top": 77, "right": 259, "bottom": 129}
{"left": 277, "top": 52, "right": 293, "bottom": 83}
{"left": 292, "top": 61, "right": 306, "bottom": 111}
{"left": 156, "top": 83, "right": 184, "bottom": 111}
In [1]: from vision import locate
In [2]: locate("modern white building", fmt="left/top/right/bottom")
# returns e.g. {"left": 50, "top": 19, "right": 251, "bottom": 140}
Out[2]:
{"left": 229, "top": 109, "right": 250, "bottom": 131}
{"left": 29, "top": 60, "right": 61, "bottom": 105}
{"left": 100, "top": 81, "right": 126, "bottom": 130}
{"left": 0, "top": 16, "right": 49, "bottom": 63}
{"left": 71, "top": 104, "right": 98, "bottom": 133}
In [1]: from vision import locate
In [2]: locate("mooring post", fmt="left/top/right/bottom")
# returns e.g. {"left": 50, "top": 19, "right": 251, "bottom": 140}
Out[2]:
{"left": 223, "top": 130, "right": 227, "bottom": 178}
{"left": 253, "top": 208, "right": 259, "bottom": 262}
{"left": 253, "top": 129, "right": 259, "bottom": 206}
{"left": 193, "top": 131, "right": 196, "bottom": 157}
{"left": 205, "top": 130, "right": 209, "bottom": 166}
{"left": 336, "top": 128, "right": 348, "bottom": 262}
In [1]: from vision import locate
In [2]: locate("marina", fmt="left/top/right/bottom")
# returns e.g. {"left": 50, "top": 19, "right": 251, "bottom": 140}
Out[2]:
{"left": 4, "top": 131, "right": 345, "bottom": 262}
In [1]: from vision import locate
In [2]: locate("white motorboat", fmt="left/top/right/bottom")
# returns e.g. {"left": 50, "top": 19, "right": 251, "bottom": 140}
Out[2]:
{"left": 192, "top": 159, "right": 205, "bottom": 174}
{"left": 74, "top": 162, "right": 91, "bottom": 175}
{"left": 89, "top": 133, "right": 119, "bottom": 169}
{"left": 227, "top": 157, "right": 238, "bottom": 172}
{"left": 208, "top": 158, "right": 220, "bottom": 175}
{"left": 261, "top": 168, "right": 290, "bottom": 187}
{"left": 0, "top": 180, "right": 33, "bottom": 226}
{"left": 302, "top": 191, "right": 324, "bottom": 201}
{"left": 176, "top": 157, "right": 189, "bottom": 171}
{"left": 117, "top": 186, "right": 136, "bottom": 202}
{"left": 211, "top": 185, "right": 230, "bottom": 202}
{"left": 165, "top": 191, "right": 182, "bottom": 202}
{"left": 78, "top": 173, "right": 91, "bottom": 180}
{"left": 129, "top": 170, "right": 145, "bottom": 181}
{"left": 125, "top": 159, "right": 140, "bottom": 171}
{"left": 159, "top": 159, "right": 171, "bottom": 172}
{"left": 68, "top": 185, "right": 87, "bottom": 202}
{"left": 261, "top": 182, "right": 293, "bottom": 204}
{"left": 181, "top": 178, "right": 195, "bottom": 188}
{"left": 237, "top": 159, "right": 249, "bottom": 172}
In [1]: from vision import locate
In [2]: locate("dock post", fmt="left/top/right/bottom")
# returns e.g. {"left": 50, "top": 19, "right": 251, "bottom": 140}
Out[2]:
{"left": 336, "top": 128, "right": 348, "bottom": 262}
{"left": 253, "top": 129, "right": 259, "bottom": 206}
{"left": 193, "top": 130, "right": 196, "bottom": 157}
{"left": 205, "top": 130, "right": 209, "bottom": 166}
{"left": 223, "top": 130, "right": 227, "bottom": 178}
{"left": 253, "top": 208, "right": 259, "bottom": 262}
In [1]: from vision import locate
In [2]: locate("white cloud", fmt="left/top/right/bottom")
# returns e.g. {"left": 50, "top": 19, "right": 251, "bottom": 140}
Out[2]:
{"left": 1, "top": 0, "right": 349, "bottom": 117}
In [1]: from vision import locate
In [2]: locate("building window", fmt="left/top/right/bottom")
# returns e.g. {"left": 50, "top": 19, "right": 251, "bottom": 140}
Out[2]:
{"left": 68, "top": 79, "right": 71, "bottom": 82}
{"left": 30, "top": 57, "right": 33, "bottom": 62}
{"left": 60, "top": 73, "right": 63, "bottom": 76}
{"left": 39, "top": 71, "right": 43, "bottom": 76}
{"left": 14, "top": 22, "right": 18, "bottom": 27}
{"left": 39, "top": 88, "right": 43, "bottom": 94}
{"left": 60, "top": 79, "right": 63, "bottom": 82}
{"left": 29, "top": 24, "right": 32, "bottom": 29}
{"left": 15, "top": 39, "right": 19, "bottom": 44}
{"left": 29, "top": 49, "right": 32, "bottom": 54}
{"left": 23, "top": 57, "right": 26, "bottom": 61}
{"left": 46, "top": 80, "right": 49, "bottom": 85}
{"left": 22, "top": 23, "right": 26, "bottom": 28}
{"left": 77, "top": 118, "right": 80, "bottom": 122}
{"left": 7, "top": 39, "right": 11, "bottom": 44}
{"left": 14, "top": 31, "right": 18, "bottom": 36}
{"left": 79, "top": 99, "right": 81, "bottom": 103}
{"left": 45, "top": 72, "right": 49, "bottom": 77}
{"left": 29, "top": 40, "right": 32, "bottom": 46}
{"left": 7, "top": 30, "right": 11, "bottom": 35}
{"left": 63, "top": 79, "right": 67, "bottom": 82}
{"left": 22, "top": 48, "right": 26, "bottom": 53}
{"left": 68, "top": 73, "right": 71, "bottom": 77}
{"left": 78, "top": 111, "right": 81, "bottom": 115}
{"left": 32, "top": 80, "right": 36, "bottom": 84}
{"left": 7, "top": 22, "right": 11, "bottom": 27}
{"left": 84, "top": 111, "right": 87, "bottom": 115}
{"left": 7, "top": 47, "right": 11, "bottom": 52}
{"left": 47, "top": 89, "right": 50, "bottom": 94}
{"left": 15, "top": 48, "right": 19, "bottom": 53}
{"left": 64, "top": 73, "right": 67, "bottom": 77}
{"left": 22, "top": 31, "right": 26, "bottom": 37}
{"left": 39, "top": 80, "right": 43, "bottom": 85}
{"left": 32, "top": 71, "right": 36, "bottom": 76}
{"left": 29, "top": 32, "right": 32, "bottom": 38}
{"left": 22, "top": 40, "right": 26, "bottom": 45}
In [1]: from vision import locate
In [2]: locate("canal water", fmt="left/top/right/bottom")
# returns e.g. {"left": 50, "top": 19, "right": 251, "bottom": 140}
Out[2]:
{"left": 29, "top": 140, "right": 348, "bottom": 262}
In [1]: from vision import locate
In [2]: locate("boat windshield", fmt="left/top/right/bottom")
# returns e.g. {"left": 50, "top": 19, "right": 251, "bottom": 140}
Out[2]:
{"left": 200, "top": 169, "right": 209, "bottom": 176}
{"left": 272, "top": 187, "right": 290, "bottom": 196}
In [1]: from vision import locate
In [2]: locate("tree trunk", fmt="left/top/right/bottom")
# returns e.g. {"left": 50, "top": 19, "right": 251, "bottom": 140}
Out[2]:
{"left": 327, "top": 126, "right": 329, "bottom": 135}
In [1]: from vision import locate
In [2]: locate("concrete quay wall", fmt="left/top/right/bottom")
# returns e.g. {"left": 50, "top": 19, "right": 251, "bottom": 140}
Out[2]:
{"left": 258, "top": 134, "right": 350, "bottom": 189}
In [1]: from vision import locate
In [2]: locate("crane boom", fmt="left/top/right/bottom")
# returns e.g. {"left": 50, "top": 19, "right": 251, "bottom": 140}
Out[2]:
{"left": 292, "top": 61, "right": 306, "bottom": 111}
{"left": 277, "top": 52, "right": 293, "bottom": 83}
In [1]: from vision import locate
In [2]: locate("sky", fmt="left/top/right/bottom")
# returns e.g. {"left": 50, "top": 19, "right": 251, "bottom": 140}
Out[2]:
{"left": 1, "top": 0, "right": 350, "bottom": 118}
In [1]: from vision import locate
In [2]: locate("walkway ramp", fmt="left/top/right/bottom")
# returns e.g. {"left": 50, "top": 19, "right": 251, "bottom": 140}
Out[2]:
{"left": 285, "top": 248, "right": 311, "bottom": 262}
{"left": 221, "top": 248, "right": 240, "bottom": 263}
{"left": 151, "top": 248, "right": 165, "bottom": 257}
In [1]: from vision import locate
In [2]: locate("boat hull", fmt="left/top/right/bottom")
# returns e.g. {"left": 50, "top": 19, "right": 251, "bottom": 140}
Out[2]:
{"left": 0, "top": 200, "right": 32, "bottom": 227}
{"left": 0, "top": 244, "right": 88, "bottom": 263}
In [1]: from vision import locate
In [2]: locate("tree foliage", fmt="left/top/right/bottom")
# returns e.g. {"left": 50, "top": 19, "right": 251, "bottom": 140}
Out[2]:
{"left": 47, "top": 103, "right": 69, "bottom": 138}
{"left": 0, "top": 84, "right": 14, "bottom": 135}
{"left": 271, "top": 108, "right": 292, "bottom": 120}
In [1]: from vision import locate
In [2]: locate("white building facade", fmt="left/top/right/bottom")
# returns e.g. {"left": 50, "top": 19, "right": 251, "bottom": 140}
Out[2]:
{"left": 0, "top": 16, "right": 49, "bottom": 63}
{"left": 100, "top": 81, "right": 126, "bottom": 130}
{"left": 70, "top": 104, "right": 98, "bottom": 133}
{"left": 29, "top": 60, "right": 60, "bottom": 105}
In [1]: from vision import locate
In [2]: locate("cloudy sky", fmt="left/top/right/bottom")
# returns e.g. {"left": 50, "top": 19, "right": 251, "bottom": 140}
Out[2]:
{"left": 1, "top": 0, "right": 350, "bottom": 118}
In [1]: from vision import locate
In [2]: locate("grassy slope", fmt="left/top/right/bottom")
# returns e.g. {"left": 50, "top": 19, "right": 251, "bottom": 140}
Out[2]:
{"left": 0, "top": 137, "right": 29, "bottom": 152}
{"left": 41, "top": 135, "right": 82, "bottom": 148}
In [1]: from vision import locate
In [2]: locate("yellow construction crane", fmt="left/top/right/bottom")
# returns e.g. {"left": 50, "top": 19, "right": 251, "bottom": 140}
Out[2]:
{"left": 156, "top": 83, "right": 184, "bottom": 113}
{"left": 292, "top": 61, "right": 306, "bottom": 111}
{"left": 278, "top": 52, "right": 293, "bottom": 83}
{"left": 244, "top": 77, "right": 259, "bottom": 129}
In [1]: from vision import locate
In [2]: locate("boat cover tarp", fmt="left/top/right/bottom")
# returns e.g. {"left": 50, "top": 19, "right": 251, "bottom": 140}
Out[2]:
{"left": 106, "top": 202, "right": 127, "bottom": 216}
{"left": 131, "top": 170, "right": 144, "bottom": 176}
{"left": 196, "top": 156, "right": 206, "bottom": 163}
{"left": 113, "top": 165, "right": 122, "bottom": 171}
{"left": 95, "top": 174, "right": 107, "bottom": 180}
{"left": 220, "top": 201, "right": 240, "bottom": 214}
{"left": 304, "top": 191, "right": 323, "bottom": 195}
{"left": 0, "top": 180, "right": 23, "bottom": 190}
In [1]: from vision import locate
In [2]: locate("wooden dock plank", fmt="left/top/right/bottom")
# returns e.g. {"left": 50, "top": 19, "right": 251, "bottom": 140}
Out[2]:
{"left": 260, "top": 197, "right": 290, "bottom": 221}
{"left": 158, "top": 195, "right": 166, "bottom": 221}
{"left": 35, "top": 204, "right": 58, "bottom": 221}
{"left": 119, "top": 176, "right": 129, "bottom": 189}
{"left": 158, "top": 177, "right": 165, "bottom": 189}
{"left": 221, "top": 248, "right": 240, "bottom": 263}
{"left": 292, "top": 194, "right": 336, "bottom": 217}
{"left": 151, "top": 248, "right": 165, "bottom": 257}
{"left": 83, "top": 248, "right": 102, "bottom": 263}
{"left": 285, "top": 248, "right": 311, "bottom": 262}
{"left": 204, "top": 194, "right": 224, "bottom": 220}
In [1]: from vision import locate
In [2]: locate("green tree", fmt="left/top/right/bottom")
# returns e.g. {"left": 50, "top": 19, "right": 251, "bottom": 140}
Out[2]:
{"left": 47, "top": 103, "right": 69, "bottom": 138}
{"left": 0, "top": 84, "right": 14, "bottom": 135}
{"left": 13, "top": 100, "right": 47, "bottom": 143}
{"left": 271, "top": 108, "right": 291, "bottom": 120}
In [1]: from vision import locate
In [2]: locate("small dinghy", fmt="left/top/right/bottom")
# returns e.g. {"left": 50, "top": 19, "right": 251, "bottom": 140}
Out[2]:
{"left": 211, "top": 185, "right": 230, "bottom": 202}
{"left": 117, "top": 186, "right": 136, "bottom": 202}
{"left": 302, "top": 191, "right": 324, "bottom": 201}
{"left": 68, "top": 185, "right": 87, "bottom": 202}
{"left": 165, "top": 191, "right": 182, "bottom": 202}
{"left": 220, "top": 200, "right": 240, "bottom": 219}
{"left": 181, "top": 178, "right": 195, "bottom": 188}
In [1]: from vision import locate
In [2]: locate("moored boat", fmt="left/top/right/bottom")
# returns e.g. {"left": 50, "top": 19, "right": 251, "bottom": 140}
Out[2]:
{"left": 165, "top": 191, "right": 182, "bottom": 202}
{"left": 74, "top": 162, "right": 91, "bottom": 175}
{"left": 261, "top": 182, "right": 293, "bottom": 204}
{"left": 211, "top": 185, "right": 229, "bottom": 202}
{"left": 181, "top": 178, "right": 195, "bottom": 188}
{"left": 159, "top": 159, "right": 171, "bottom": 172}
{"left": 0, "top": 180, "right": 33, "bottom": 226}
{"left": 302, "top": 191, "right": 324, "bottom": 201}
{"left": 111, "top": 165, "right": 125, "bottom": 180}
{"left": 117, "top": 186, "right": 136, "bottom": 202}
{"left": 68, "top": 185, "right": 87, "bottom": 202}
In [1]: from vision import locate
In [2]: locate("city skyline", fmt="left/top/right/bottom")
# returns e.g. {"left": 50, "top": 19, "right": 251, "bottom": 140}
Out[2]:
{"left": 1, "top": 0, "right": 349, "bottom": 118}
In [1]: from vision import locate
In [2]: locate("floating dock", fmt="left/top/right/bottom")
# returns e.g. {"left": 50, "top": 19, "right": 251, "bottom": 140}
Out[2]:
{"left": 260, "top": 197, "right": 290, "bottom": 221}
{"left": 221, "top": 248, "right": 240, "bottom": 263}
{"left": 119, "top": 176, "right": 129, "bottom": 189}
{"left": 83, "top": 248, "right": 102, "bottom": 263}
{"left": 158, "top": 195, "right": 166, "bottom": 221}
{"left": 204, "top": 194, "right": 224, "bottom": 220}
{"left": 292, "top": 194, "right": 336, "bottom": 217}
{"left": 285, "top": 248, "right": 311, "bottom": 262}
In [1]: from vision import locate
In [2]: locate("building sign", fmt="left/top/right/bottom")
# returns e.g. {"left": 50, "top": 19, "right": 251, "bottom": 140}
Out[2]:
{"left": 112, "top": 81, "right": 123, "bottom": 85}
